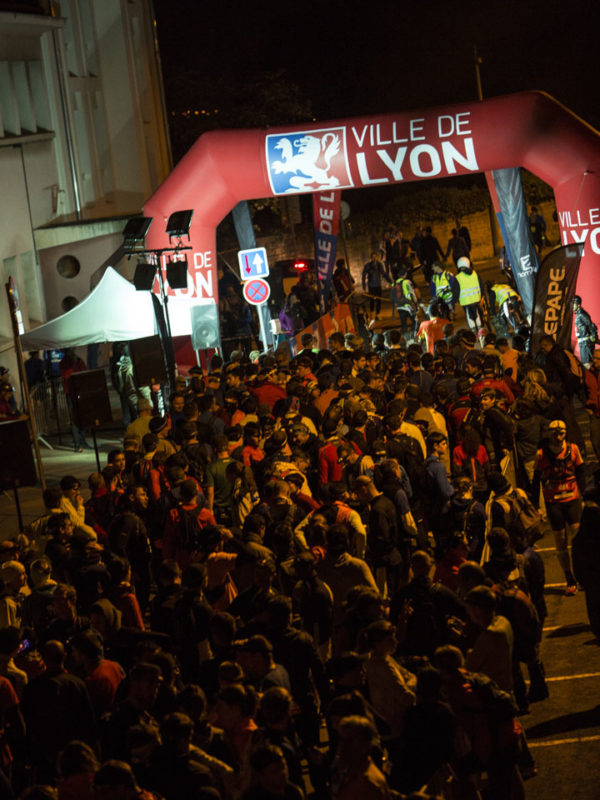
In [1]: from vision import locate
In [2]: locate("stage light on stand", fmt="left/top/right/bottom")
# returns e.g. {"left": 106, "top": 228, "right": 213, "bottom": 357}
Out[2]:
{"left": 166, "top": 210, "right": 193, "bottom": 243}
{"left": 123, "top": 217, "right": 153, "bottom": 254}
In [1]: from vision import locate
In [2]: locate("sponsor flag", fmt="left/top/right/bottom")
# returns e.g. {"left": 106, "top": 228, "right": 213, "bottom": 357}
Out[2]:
{"left": 530, "top": 243, "right": 584, "bottom": 353}
{"left": 313, "top": 190, "right": 341, "bottom": 310}
{"left": 490, "top": 168, "right": 540, "bottom": 316}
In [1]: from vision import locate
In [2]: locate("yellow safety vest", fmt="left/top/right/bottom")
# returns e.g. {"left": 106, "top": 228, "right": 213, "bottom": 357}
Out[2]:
{"left": 492, "top": 284, "right": 519, "bottom": 306}
{"left": 432, "top": 272, "right": 453, "bottom": 300}
{"left": 456, "top": 271, "right": 481, "bottom": 305}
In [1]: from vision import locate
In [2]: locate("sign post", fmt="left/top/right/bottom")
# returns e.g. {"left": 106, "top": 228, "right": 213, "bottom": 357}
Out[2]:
{"left": 242, "top": 278, "right": 271, "bottom": 352}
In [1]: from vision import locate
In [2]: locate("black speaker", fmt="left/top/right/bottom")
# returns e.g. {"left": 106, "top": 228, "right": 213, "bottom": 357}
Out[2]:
{"left": 130, "top": 336, "right": 168, "bottom": 386}
{"left": 166, "top": 259, "right": 189, "bottom": 289}
{"left": 68, "top": 370, "right": 113, "bottom": 428}
{"left": 0, "top": 419, "right": 37, "bottom": 488}
{"left": 190, "top": 303, "right": 220, "bottom": 350}
{"left": 133, "top": 262, "right": 156, "bottom": 291}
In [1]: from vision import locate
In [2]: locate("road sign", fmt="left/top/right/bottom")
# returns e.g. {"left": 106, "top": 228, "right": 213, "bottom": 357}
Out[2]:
{"left": 238, "top": 247, "right": 269, "bottom": 280}
{"left": 243, "top": 278, "right": 271, "bottom": 306}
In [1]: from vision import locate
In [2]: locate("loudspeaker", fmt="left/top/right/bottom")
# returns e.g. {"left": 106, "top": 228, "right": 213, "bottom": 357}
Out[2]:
{"left": 133, "top": 262, "right": 156, "bottom": 291}
{"left": 190, "top": 303, "right": 220, "bottom": 350}
{"left": 0, "top": 419, "right": 36, "bottom": 488}
{"left": 68, "top": 370, "right": 113, "bottom": 428}
{"left": 130, "top": 336, "right": 168, "bottom": 386}
{"left": 166, "top": 259, "right": 189, "bottom": 289}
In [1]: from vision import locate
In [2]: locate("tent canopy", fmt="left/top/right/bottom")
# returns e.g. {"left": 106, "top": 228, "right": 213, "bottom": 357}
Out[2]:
{"left": 20, "top": 267, "right": 195, "bottom": 350}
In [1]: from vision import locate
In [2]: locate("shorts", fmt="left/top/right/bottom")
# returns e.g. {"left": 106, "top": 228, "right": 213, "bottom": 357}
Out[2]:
{"left": 546, "top": 498, "right": 583, "bottom": 531}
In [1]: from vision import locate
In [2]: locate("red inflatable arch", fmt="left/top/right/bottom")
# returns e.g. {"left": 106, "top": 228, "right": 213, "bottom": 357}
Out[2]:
{"left": 144, "top": 91, "right": 600, "bottom": 324}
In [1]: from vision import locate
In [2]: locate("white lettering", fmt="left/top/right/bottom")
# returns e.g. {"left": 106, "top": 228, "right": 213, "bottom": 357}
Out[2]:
{"left": 375, "top": 147, "right": 407, "bottom": 181}
{"left": 571, "top": 229, "right": 589, "bottom": 244}
{"left": 576, "top": 210, "right": 585, "bottom": 225}
{"left": 441, "top": 138, "right": 478, "bottom": 173}
{"left": 410, "top": 118, "right": 425, "bottom": 141}
{"left": 351, "top": 125, "right": 368, "bottom": 147}
{"left": 319, "top": 207, "right": 334, "bottom": 221}
{"left": 194, "top": 270, "right": 213, "bottom": 298}
{"left": 590, "top": 208, "right": 600, "bottom": 224}
{"left": 356, "top": 153, "right": 389, "bottom": 185}
{"left": 320, "top": 220, "right": 333, "bottom": 235}
{"left": 391, "top": 121, "right": 408, "bottom": 144}
{"left": 437, "top": 115, "right": 454, "bottom": 137}
{"left": 376, "top": 123, "right": 391, "bottom": 146}
{"left": 320, "top": 192, "right": 335, "bottom": 203}
{"left": 558, "top": 211, "right": 570, "bottom": 227}
{"left": 317, "top": 238, "right": 332, "bottom": 252}
{"left": 410, "top": 144, "right": 441, "bottom": 177}
{"left": 193, "top": 251, "right": 212, "bottom": 270}
{"left": 590, "top": 227, "right": 600, "bottom": 254}
{"left": 456, "top": 112, "right": 471, "bottom": 135}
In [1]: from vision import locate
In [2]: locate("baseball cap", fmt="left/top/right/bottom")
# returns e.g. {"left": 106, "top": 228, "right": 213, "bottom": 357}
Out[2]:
{"left": 549, "top": 419, "right": 567, "bottom": 431}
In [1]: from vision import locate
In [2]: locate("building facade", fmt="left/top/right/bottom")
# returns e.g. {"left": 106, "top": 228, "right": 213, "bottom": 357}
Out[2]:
{"left": 0, "top": 0, "right": 171, "bottom": 379}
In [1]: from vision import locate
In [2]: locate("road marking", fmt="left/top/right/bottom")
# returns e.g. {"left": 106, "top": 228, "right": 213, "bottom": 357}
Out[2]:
{"left": 537, "top": 547, "right": 557, "bottom": 552}
{"left": 529, "top": 734, "right": 600, "bottom": 748}
{"left": 544, "top": 672, "right": 600, "bottom": 682}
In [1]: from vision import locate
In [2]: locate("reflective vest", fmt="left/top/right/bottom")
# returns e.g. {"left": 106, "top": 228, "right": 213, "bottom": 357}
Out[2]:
{"left": 392, "top": 278, "right": 415, "bottom": 309}
{"left": 432, "top": 271, "right": 453, "bottom": 300}
{"left": 492, "top": 284, "right": 519, "bottom": 306}
{"left": 456, "top": 271, "right": 481, "bottom": 305}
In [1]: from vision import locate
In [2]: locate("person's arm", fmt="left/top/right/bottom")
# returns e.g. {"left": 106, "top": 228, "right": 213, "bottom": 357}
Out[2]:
{"left": 573, "top": 444, "right": 587, "bottom": 496}
{"left": 361, "top": 263, "right": 368, "bottom": 290}
{"left": 401, "top": 510, "right": 418, "bottom": 539}
{"left": 347, "top": 509, "right": 367, "bottom": 559}
{"left": 206, "top": 486, "right": 215, "bottom": 513}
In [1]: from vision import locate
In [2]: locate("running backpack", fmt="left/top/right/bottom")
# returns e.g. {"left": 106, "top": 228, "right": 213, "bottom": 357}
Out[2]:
{"left": 177, "top": 503, "right": 207, "bottom": 552}
{"left": 494, "top": 488, "right": 543, "bottom": 548}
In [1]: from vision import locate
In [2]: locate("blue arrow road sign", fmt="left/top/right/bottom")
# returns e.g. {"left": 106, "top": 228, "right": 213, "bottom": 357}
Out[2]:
{"left": 238, "top": 247, "right": 269, "bottom": 280}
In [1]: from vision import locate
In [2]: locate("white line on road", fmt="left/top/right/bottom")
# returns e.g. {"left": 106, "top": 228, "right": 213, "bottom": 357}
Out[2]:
{"left": 545, "top": 672, "right": 600, "bottom": 682}
{"left": 529, "top": 734, "right": 600, "bottom": 748}
{"left": 537, "top": 547, "right": 557, "bottom": 552}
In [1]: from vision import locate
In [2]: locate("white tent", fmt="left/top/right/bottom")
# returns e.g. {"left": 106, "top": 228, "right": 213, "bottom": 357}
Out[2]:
{"left": 20, "top": 267, "right": 195, "bottom": 350}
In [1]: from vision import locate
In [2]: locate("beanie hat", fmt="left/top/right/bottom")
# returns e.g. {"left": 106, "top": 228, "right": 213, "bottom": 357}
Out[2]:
{"left": 149, "top": 416, "right": 168, "bottom": 434}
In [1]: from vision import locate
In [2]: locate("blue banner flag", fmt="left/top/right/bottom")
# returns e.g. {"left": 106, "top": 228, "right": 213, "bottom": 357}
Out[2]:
{"left": 491, "top": 168, "right": 539, "bottom": 316}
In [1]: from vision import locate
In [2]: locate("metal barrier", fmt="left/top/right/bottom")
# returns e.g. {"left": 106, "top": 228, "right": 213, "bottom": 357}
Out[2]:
{"left": 29, "top": 378, "right": 70, "bottom": 446}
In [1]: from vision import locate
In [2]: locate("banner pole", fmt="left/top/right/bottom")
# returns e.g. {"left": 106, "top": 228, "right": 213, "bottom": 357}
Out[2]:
{"left": 5, "top": 279, "right": 46, "bottom": 490}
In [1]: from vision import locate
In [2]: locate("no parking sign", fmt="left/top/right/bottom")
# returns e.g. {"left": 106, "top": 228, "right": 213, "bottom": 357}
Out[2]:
{"left": 243, "top": 278, "right": 271, "bottom": 306}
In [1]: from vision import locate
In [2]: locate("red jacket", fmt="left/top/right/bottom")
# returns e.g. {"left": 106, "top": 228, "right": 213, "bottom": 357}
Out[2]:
{"left": 249, "top": 379, "right": 287, "bottom": 410}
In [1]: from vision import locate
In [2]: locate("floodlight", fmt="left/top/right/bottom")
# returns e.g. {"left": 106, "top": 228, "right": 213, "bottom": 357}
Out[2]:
{"left": 166, "top": 258, "right": 189, "bottom": 289}
{"left": 166, "top": 210, "right": 193, "bottom": 242}
{"left": 123, "top": 216, "right": 153, "bottom": 253}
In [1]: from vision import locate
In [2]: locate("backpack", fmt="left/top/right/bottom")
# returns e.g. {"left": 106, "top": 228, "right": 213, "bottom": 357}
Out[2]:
{"left": 494, "top": 488, "right": 543, "bottom": 548}
{"left": 177, "top": 503, "right": 207, "bottom": 552}
{"left": 467, "top": 672, "right": 519, "bottom": 730}
{"left": 563, "top": 349, "right": 588, "bottom": 400}
{"left": 401, "top": 580, "right": 445, "bottom": 657}
{"left": 386, "top": 433, "right": 427, "bottom": 496}
{"left": 494, "top": 584, "right": 540, "bottom": 661}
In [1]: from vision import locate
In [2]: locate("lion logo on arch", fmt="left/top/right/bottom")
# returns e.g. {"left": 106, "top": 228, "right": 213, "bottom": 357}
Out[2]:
{"left": 266, "top": 127, "right": 353, "bottom": 195}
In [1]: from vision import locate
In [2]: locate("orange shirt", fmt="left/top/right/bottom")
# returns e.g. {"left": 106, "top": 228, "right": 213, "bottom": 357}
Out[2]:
{"left": 417, "top": 317, "right": 450, "bottom": 354}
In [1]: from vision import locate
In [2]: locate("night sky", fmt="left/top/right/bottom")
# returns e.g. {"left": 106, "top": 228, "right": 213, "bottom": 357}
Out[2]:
{"left": 154, "top": 0, "right": 599, "bottom": 129}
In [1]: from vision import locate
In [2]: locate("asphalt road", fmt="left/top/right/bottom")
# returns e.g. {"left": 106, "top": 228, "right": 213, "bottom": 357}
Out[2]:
{"left": 524, "top": 535, "right": 600, "bottom": 800}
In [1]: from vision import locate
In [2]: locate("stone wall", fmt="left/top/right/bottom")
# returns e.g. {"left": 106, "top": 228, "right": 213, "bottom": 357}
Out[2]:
{"left": 255, "top": 199, "right": 558, "bottom": 284}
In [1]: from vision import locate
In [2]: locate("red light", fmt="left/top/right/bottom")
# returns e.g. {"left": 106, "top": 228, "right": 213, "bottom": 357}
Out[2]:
{"left": 293, "top": 261, "right": 308, "bottom": 271}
